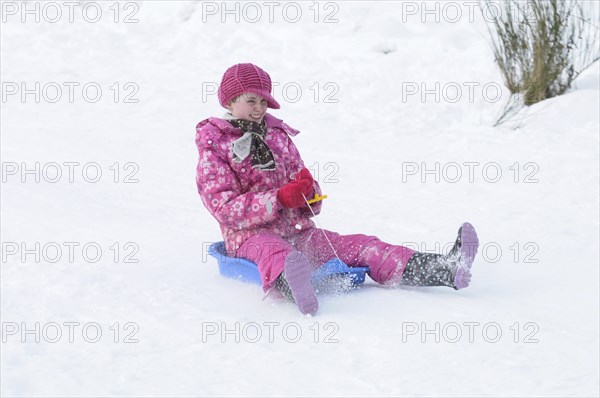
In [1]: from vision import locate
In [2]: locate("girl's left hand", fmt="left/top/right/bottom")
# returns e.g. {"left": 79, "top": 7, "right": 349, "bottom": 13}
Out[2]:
{"left": 278, "top": 178, "right": 313, "bottom": 208}
{"left": 295, "top": 168, "right": 314, "bottom": 187}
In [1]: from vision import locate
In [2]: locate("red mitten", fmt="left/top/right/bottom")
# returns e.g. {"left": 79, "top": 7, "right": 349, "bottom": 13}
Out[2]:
{"left": 296, "top": 168, "right": 314, "bottom": 186}
{"left": 278, "top": 179, "right": 313, "bottom": 208}
{"left": 295, "top": 167, "right": 314, "bottom": 197}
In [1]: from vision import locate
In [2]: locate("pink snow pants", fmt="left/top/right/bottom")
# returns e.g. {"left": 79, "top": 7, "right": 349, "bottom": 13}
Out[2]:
{"left": 236, "top": 228, "right": 416, "bottom": 292}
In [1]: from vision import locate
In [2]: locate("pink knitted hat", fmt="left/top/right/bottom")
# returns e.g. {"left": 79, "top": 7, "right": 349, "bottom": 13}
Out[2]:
{"left": 218, "top": 63, "right": 281, "bottom": 109}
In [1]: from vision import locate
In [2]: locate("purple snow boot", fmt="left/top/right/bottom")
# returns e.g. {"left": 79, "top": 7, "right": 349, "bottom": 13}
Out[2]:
{"left": 451, "top": 222, "right": 479, "bottom": 289}
{"left": 276, "top": 251, "right": 319, "bottom": 315}
{"left": 401, "top": 222, "right": 479, "bottom": 290}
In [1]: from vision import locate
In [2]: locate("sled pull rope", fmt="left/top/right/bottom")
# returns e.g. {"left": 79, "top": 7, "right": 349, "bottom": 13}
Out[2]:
{"left": 302, "top": 193, "right": 343, "bottom": 267}
{"left": 262, "top": 193, "right": 341, "bottom": 302}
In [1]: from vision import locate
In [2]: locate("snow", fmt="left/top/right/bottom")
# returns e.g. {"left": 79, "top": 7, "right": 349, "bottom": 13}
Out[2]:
{"left": 1, "top": 1, "right": 598, "bottom": 396}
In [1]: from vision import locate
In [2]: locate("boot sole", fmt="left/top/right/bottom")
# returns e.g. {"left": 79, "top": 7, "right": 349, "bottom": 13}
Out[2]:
{"left": 284, "top": 253, "right": 319, "bottom": 315}
{"left": 454, "top": 222, "right": 479, "bottom": 290}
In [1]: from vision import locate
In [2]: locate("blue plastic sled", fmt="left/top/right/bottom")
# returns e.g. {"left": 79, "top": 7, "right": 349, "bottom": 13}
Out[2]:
{"left": 208, "top": 241, "right": 370, "bottom": 288}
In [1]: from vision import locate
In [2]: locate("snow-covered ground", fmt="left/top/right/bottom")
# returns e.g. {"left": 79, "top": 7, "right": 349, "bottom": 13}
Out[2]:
{"left": 1, "top": 1, "right": 598, "bottom": 396}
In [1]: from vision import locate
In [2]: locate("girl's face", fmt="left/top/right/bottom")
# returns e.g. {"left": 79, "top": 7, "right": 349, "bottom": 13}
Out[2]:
{"left": 226, "top": 92, "right": 268, "bottom": 123}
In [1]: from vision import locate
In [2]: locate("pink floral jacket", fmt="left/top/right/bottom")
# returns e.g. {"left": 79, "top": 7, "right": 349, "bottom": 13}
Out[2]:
{"left": 195, "top": 113, "right": 322, "bottom": 255}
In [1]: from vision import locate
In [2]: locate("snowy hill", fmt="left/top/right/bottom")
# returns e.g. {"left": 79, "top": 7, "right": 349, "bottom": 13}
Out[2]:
{"left": 1, "top": 1, "right": 598, "bottom": 396}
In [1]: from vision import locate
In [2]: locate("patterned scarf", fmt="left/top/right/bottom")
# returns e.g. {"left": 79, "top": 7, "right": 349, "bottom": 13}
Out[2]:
{"left": 228, "top": 118, "right": 276, "bottom": 171}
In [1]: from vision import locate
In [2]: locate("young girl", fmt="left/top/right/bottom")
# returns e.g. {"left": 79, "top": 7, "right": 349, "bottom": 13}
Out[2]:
{"left": 196, "top": 63, "right": 479, "bottom": 315}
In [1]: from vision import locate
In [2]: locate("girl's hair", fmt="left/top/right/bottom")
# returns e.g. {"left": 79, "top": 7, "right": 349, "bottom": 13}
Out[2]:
{"left": 229, "top": 93, "right": 266, "bottom": 104}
